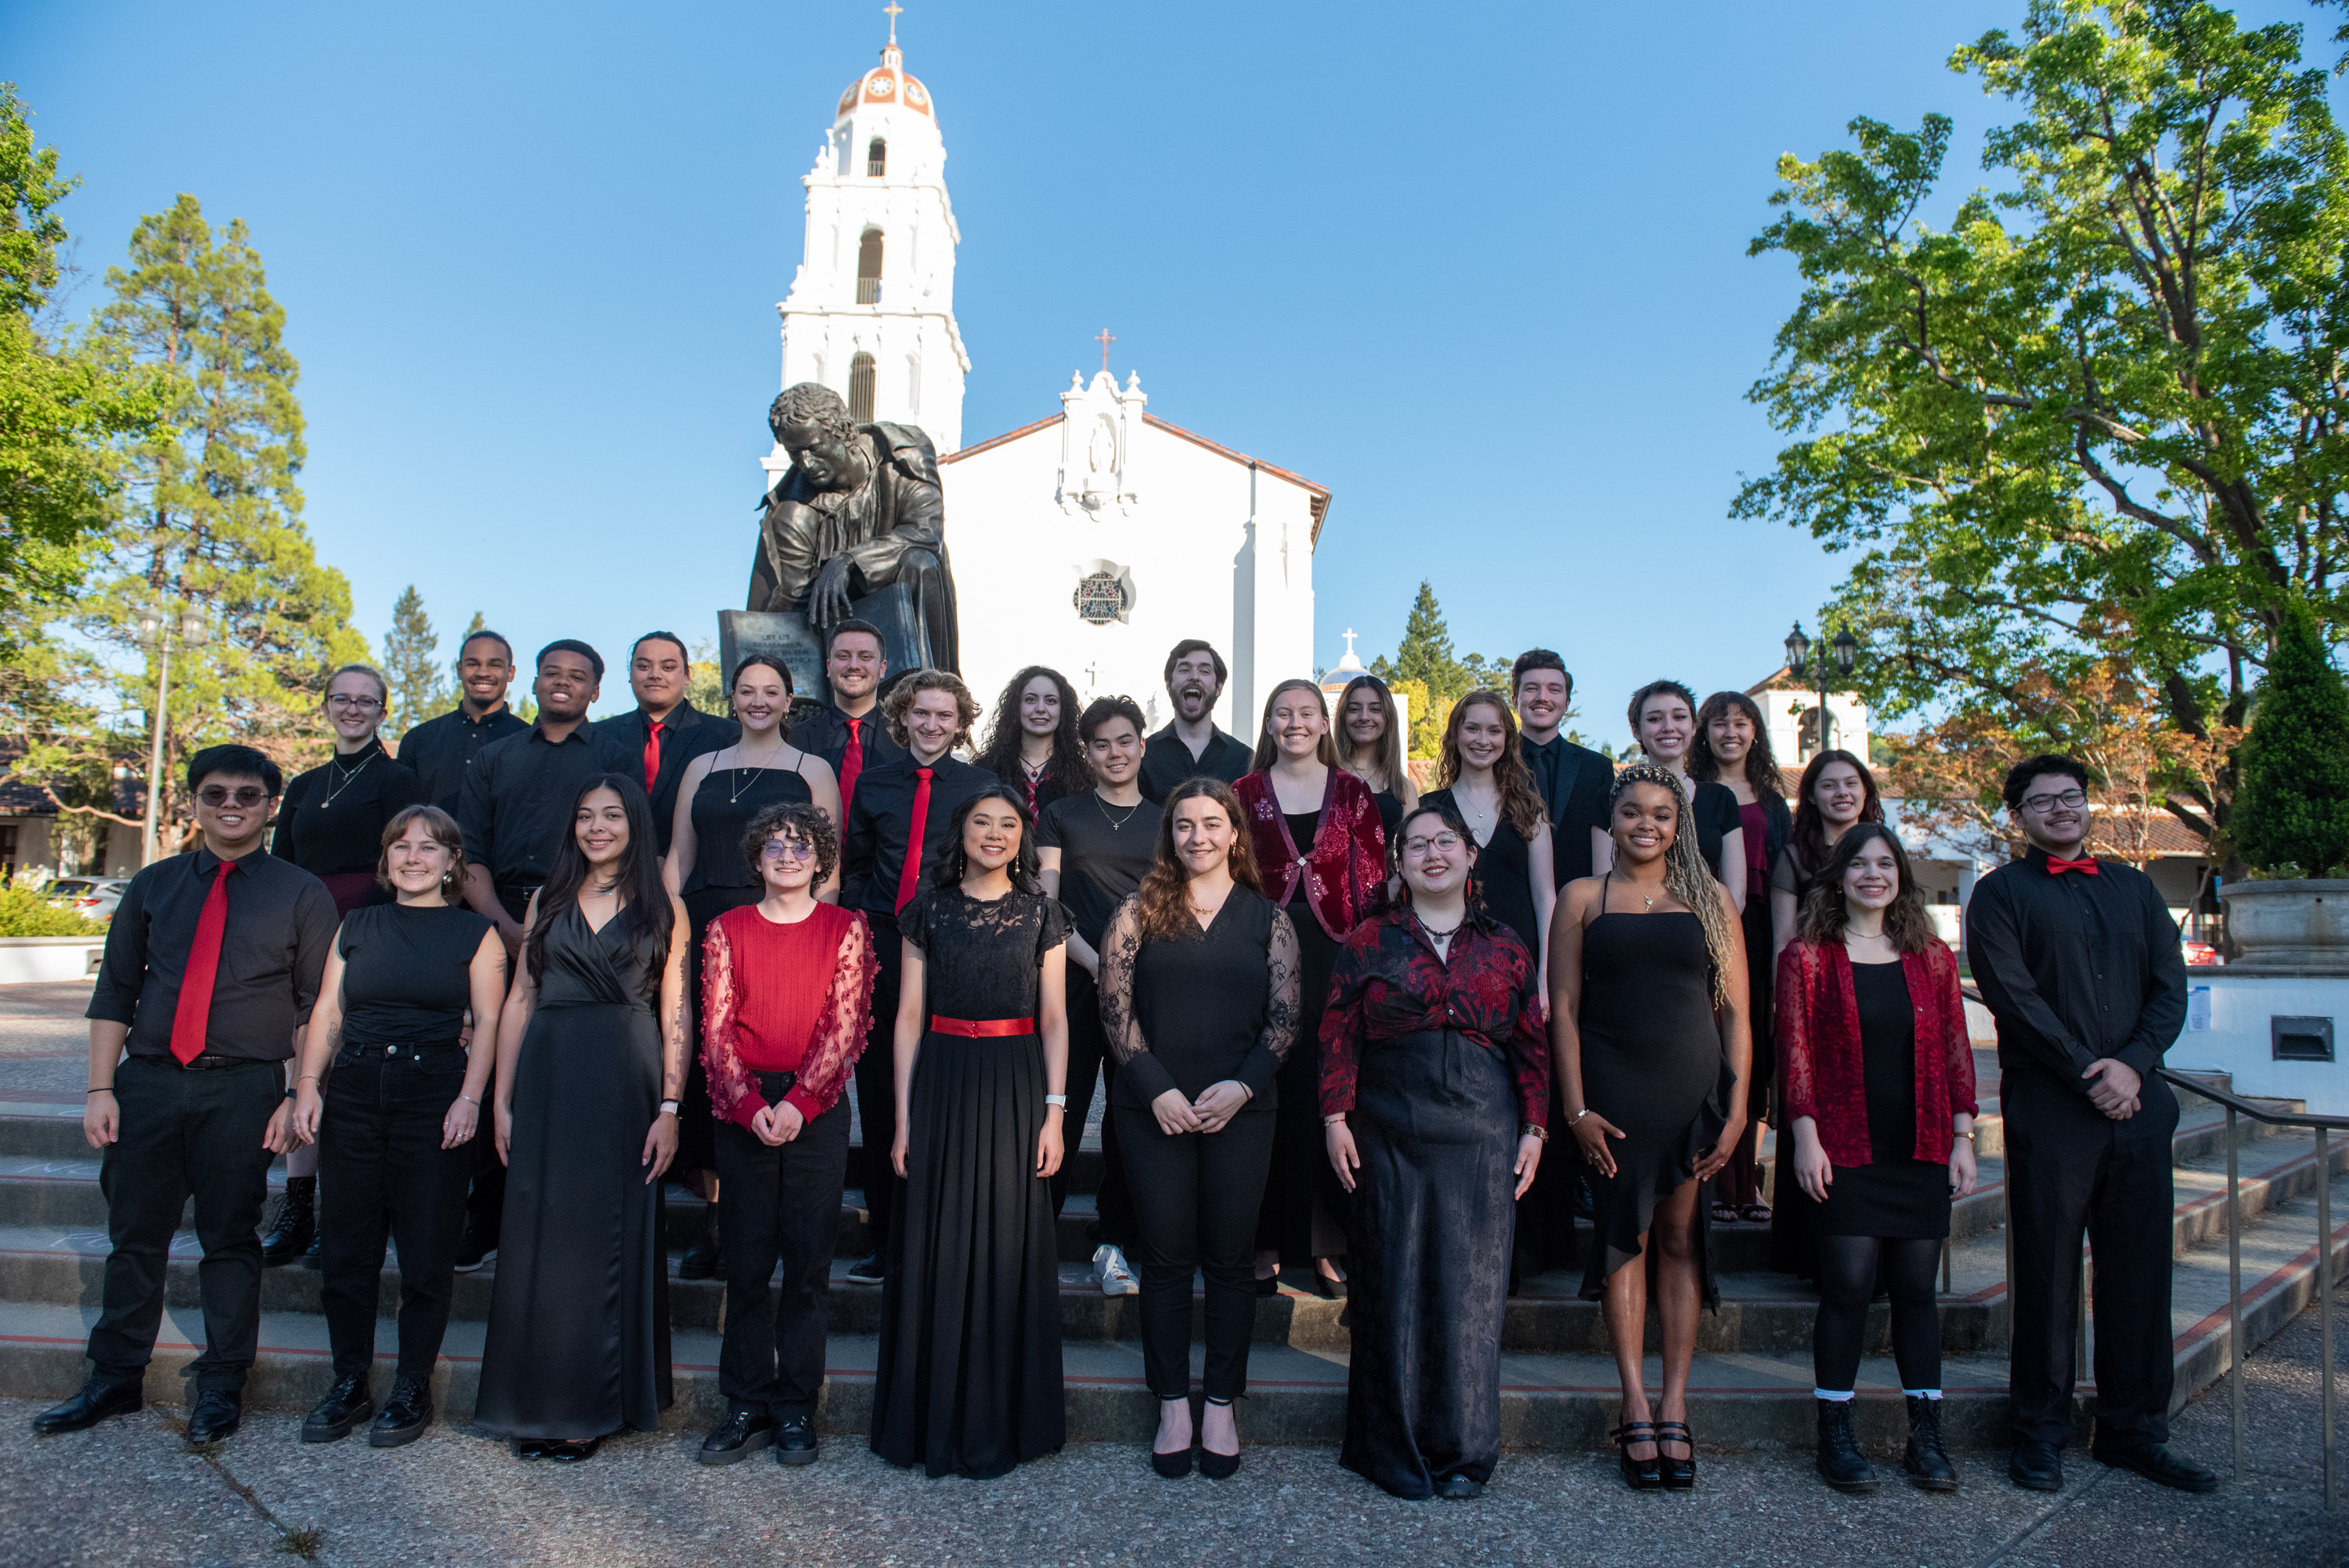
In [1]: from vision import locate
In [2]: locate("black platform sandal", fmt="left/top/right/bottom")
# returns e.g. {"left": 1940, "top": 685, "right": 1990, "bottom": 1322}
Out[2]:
{"left": 1611, "top": 1421, "right": 1662, "bottom": 1491}
{"left": 1199, "top": 1396, "right": 1242, "bottom": 1480}
{"left": 1655, "top": 1421, "right": 1696, "bottom": 1490}
{"left": 1150, "top": 1395, "right": 1193, "bottom": 1478}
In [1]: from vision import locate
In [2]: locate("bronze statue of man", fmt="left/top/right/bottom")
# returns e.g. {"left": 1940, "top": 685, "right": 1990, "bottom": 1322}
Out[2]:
{"left": 745, "top": 382, "right": 959, "bottom": 673}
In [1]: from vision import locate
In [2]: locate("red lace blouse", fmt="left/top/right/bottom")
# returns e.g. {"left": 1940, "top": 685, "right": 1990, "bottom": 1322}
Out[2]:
{"left": 1319, "top": 907, "right": 1550, "bottom": 1126}
{"left": 1232, "top": 767, "right": 1387, "bottom": 943}
{"left": 700, "top": 901, "right": 876, "bottom": 1127}
{"left": 1775, "top": 937, "right": 1977, "bottom": 1164}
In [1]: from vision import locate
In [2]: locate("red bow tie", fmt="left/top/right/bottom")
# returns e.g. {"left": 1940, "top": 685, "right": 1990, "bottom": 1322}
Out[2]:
{"left": 2046, "top": 856, "right": 2099, "bottom": 876}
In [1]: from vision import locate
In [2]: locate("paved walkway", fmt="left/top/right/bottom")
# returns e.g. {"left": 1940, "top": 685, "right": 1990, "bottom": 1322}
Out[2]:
{"left": 2, "top": 1305, "right": 2340, "bottom": 1566}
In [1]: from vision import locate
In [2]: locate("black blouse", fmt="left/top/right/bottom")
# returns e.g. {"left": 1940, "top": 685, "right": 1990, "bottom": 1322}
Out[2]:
{"left": 272, "top": 743, "right": 428, "bottom": 878}
{"left": 335, "top": 901, "right": 494, "bottom": 1047}
{"left": 1098, "top": 887, "right": 1301, "bottom": 1109}
{"left": 1687, "top": 779, "right": 1742, "bottom": 885}
{"left": 899, "top": 887, "right": 1069, "bottom": 1025}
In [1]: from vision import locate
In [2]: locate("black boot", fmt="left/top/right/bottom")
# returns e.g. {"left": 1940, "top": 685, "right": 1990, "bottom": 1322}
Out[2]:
{"left": 1815, "top": 1398, "right": 1877, "bottom": 1493}
{"left": 1902, "top": 1396, "right": 1959, "bottom": 1491}
{"left": 679, "top": 1199, "right": 721, "bottom": 1281}
{"left": 261, "top": 1177, "right": 316, "bottom": 1267}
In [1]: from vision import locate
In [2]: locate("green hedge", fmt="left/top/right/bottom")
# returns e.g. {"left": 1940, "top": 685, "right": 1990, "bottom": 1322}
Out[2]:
{"left": 0, "top": 885, "right": 109, "bottom": 938}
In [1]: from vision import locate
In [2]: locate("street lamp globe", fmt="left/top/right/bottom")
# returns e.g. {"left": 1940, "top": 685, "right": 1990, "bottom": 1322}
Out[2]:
{"left": 1831, "top": 626, "right": 1859, "bottom": 675}
{"left": 135, "top": 609, "right": 163, "bottom": 651}
{"left": 179, "top": 610, "right": 207, "bottom": 647}
{"left": 1784, "top": 621, "right": 1811, "bottom": 679}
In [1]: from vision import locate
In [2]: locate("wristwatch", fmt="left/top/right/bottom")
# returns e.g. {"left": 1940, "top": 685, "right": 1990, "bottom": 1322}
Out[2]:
{"left": 658, "top": 1099, "right": 680, "bottom": 1117}
{"left": 1045, "top": 1094, "right": 1067, "bottom": 1108}
{"left": 1520, "top": 1121, "right": 1550, "bottom": 1143}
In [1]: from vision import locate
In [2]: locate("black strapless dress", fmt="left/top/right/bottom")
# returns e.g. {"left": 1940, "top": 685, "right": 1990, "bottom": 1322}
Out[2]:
{"left": 474, "top": 903, "right": 672, "bottom": 1439}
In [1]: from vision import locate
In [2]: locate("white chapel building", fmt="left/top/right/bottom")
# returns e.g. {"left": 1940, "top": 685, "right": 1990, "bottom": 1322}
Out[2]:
{"left": 763, "top": 23, "right": 1327, "bottom": 734}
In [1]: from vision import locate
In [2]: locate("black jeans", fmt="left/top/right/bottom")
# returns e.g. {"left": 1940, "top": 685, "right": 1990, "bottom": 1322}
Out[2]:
{"left": 1052, "top": 964, "right": 1135, "bottom": 1245}
{"left": 713, "top": 1085, "right": 853, "bottom": 1416}
{"left": 318, "top": 1043, "right": 473, "bottom": 1382}
{"left": 88, "top": 1054, "right": 282, "bottom": 1392}
{"left": 851, "top": 917, "right": 904, "bottom": 1245}
{"left": 1115, "top": 1101, "right": 1276, "bottom": 1400}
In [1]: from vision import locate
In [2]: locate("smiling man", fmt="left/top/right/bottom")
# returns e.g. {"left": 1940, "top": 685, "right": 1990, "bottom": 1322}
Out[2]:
{"left": 789, "top": 618, "right": 906, "bottom": 819}
{"left": 594, "top": 630, "right": 738, "bottom": 858}
{"left": 1510, "top": 648, "right": 1613, "bottom": 885}
{"left": 1138, "top": 640, "right": 1252, "bottom": 804}
{"left": 396, "top": 627, "right": 529, "bottom": 813}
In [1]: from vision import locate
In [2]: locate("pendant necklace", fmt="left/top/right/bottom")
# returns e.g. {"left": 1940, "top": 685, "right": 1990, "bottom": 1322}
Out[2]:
{"left": 317, "top": 750, "right": 373, "bottom": 810}
{"left": 727, "top": 745, "right": 788, "bottom": 804}
{"left": 1093, "top": 793, "right": 1142, "bottom": 832}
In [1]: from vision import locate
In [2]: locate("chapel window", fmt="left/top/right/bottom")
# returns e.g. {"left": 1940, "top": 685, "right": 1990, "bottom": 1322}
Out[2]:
{"left": 849, "top": 352, "right": 876, "bottom": 424}
{"left": 856, "top": 229, "right": 883, "bottom": 304}
{"left": 867, "top": 138, "right": 887, "bottom": 176}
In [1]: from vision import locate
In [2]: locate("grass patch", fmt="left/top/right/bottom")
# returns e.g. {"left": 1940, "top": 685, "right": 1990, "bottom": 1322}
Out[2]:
{"left": 276, "top": 1525, "right": 323, "bottom": 1559}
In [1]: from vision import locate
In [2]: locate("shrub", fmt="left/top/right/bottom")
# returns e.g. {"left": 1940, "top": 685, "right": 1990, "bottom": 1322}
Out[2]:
{"left": 2232, "top": 599, "right": 2349, "bottom": 878}
{"left": 0, "top": 885, "right": 107, "bottom": 937}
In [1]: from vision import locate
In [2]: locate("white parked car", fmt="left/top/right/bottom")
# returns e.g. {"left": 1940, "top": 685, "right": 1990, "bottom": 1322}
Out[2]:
{"left": 45, "top": 878, "right": 130, "bottom": 921}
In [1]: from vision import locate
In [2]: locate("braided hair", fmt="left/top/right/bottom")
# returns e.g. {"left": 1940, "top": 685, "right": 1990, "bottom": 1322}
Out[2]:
{"left": 1608, "top": 762, "right": 1737, "bottom": 1007}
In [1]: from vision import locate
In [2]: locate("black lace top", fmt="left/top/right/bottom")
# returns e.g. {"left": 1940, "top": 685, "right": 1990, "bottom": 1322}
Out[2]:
{"left": 1097, "top": 887, "right": 1301, "bottom": 1109}
{"left": 899, "top": 887, "right": 1070, "bottom": 1024}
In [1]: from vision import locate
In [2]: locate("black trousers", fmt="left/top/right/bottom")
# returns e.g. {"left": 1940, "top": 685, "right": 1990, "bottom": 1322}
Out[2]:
{"left": 88, "top": 1054, "right": 282, "bottom": 1392}
{"left": 318, "top": 1044, "right": 473, "bottom": 1382}
{"left": 1052, "top": 965, "right": 1135, "bottom": 1246}
{"left": 2004, "top": 1065, "right": 2181, "bottom": 1451}
{"left": 851, "top": 917, "right": 904, "bottom": 1245}
{"left": 713, "top": 1088, "right": 852, "bottom": 1416}
{"left": 1114, "top": 1101, "right": 1276, "bottom": 1401}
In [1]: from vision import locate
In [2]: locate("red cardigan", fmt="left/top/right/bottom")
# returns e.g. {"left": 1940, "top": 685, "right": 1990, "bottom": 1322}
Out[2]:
{"left": 1232, "top": 767, "right": 1387, "bottom": 943}
{"left": 1775, "top": 937, "right": 1978, "bottom": 1165}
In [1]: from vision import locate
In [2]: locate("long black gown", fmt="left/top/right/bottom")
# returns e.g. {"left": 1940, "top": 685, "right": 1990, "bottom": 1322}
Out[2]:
{"left": 871, "top": 887, "right": 1069, "bottom": 1478}
{"left": 475, "top": 903, "right": 672, "bottom": 1440}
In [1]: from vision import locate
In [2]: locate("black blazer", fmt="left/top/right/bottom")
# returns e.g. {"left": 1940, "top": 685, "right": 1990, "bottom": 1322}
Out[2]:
{"left": 593, "top": 701, "right": 741, "bottom": 857}
{"left": 1522, "top": 734, "right": 1614, "bottom": 886}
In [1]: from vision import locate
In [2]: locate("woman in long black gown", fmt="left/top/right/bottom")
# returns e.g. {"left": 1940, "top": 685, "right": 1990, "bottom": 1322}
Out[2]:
{"left": 872, "top": 784, "right": 1070, "bottom": 1478}
{"left": 1323, "top": 799, "right": 1550, "bottom": 1501}
{"left": 477, "top": 775, "right": 689, "bottom": 1460}
{"left": 663, "top": 653, "right": 840, "bottom": 1277}
{"left": 1551, "top": 764, "right": 1750, "bottom": 1492}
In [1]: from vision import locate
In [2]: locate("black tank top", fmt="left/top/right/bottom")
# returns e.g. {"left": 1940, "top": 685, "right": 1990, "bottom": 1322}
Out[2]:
{"left": 337, "top": 901, "right": 495, "bottom": 1046}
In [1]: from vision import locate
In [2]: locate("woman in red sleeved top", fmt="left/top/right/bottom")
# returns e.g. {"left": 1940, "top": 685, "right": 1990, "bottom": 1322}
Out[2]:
{"left": 1322, "top": 798, "right": 1548, "bottom": 1501}
{"left": 695, "top": 799, "right": 876, "bottom": 1468}
{"left": 1777, "top": 820, "right": 1976, "bottom": 1496}
{"left": 1232, "top": 678, "right": 1387, "bottom": 1296}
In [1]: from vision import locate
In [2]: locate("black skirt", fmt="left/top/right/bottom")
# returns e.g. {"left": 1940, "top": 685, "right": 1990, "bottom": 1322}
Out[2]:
{"left": 1259, "top": 903, "right": 1351, "bottom": 1263}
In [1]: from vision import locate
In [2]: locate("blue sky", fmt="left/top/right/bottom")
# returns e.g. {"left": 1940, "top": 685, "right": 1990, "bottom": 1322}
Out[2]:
{"left": 8, "top": 1, "right": 2336, "bottom": 744}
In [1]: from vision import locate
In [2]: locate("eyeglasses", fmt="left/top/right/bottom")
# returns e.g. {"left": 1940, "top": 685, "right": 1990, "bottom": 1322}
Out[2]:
{"left": 197, "top": 787, "right": 269, "bottom": 808}
{"left": 2022, "top": 788, "right": 2088, "bottom": 813}
{"left": 1402, "top": 833, "right": 1466, "bottom": 855}
{"left": 761, "top": 840, "right": 818, "bottom": 861}
{"left": 325, "top": 694, "right": 383, "bottom": 712}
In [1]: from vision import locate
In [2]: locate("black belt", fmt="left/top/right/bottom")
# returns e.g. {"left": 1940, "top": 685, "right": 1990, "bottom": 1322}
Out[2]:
{"left": 754, "top": 1069, "right": 799, "bottom": 1101}
{"left": 173, "top": 1052, "right": 280, "bottom": 1072}
{"left": 337, "top": 1040, "right": 464, "bottom": 1062}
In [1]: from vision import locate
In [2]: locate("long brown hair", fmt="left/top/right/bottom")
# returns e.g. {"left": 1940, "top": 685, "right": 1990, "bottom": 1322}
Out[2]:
{"left": 1134, "top": 777, "right": 1263, "bottom": 941}
{"left": 1795, "top": 820, "right": 1939, "bottom": 953}
{"left": 1249, "top": 678, "right": 1338, "bottom": 772}
{"left": 1789, "top": 748, "right": 1884, "bottom": 868}
{"left": 1689, "top": 690, "right": 1786, "bottom": 800}
{"left": 974, "top": 665, "right": 1089, "bottom": 793}
{"left": 1608, "top": 763, "right": 1737, "bottom": 1007}
{"left": 1438, "top": 690, "right": 1543, "bottom": 840}
{"left": 1334, "top": 673, "right": 1406, "bottom": 793}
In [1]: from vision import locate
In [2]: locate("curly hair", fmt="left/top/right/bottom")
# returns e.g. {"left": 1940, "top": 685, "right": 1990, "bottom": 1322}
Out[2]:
{"left": 974, "top": 665, "right": 1090, "bottom": 795}
{"left": 741, "top": 800, "right": 838, "bottom": 888}
{"left": 1135, "top": 778, "right": 1264, "bottom": 941}
{"left": 1438, "top": 690, "right": 1545, "bottom": 841}
{"left": 768, "top": 381, "right": 856, "bottom": 445}
{"left": 883, "top": 669, "right": 980, "bottom": 752}
{"left": 1795, "top": 820, "right": 1941, "bottom": 953}
{"left": 928, "top": 784, "right": 1043, "bottom": 893}
{"left": 1608, "top": 762, "right": 1737, "bottom": 1007}
{"left": 1689, "top": 690, "right": 1787, "bottom": 800}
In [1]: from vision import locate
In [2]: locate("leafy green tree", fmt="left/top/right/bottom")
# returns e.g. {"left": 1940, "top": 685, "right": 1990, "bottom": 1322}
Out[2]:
{"left": 81, "top": 194, "right": 366, "bottom": 833}
{"left": 381, "top": 584, "right": 446, "bottom": 740}
{"left": 1738, "top": 1, "right": 2349, "bottom": 854}
{"left": 2230, "top": 598, "right": 2349, "bottom": 876}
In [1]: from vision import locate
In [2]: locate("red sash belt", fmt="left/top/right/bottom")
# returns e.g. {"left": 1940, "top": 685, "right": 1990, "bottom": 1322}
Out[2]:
{"left": 929, "top": 1015, "right": 1035, "bottom": 1038}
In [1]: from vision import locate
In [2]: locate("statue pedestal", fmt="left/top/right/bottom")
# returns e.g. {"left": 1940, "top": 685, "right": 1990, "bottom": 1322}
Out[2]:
{"left": 719, "top": 582, "right": 936, "bottom": 707}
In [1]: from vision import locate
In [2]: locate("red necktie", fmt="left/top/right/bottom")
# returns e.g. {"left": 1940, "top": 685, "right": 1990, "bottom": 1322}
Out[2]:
{"left": 641, "top": 718, "right": 664, "bottom": 795}
{"left": 169, "top": 859, "right": 237, "bottom": 1065}
{"left": 840, "top": 718, "right": 865, "bottom": 815}
{"left": 2047, "top": 856, "right": 2100, "bottom": 876}
{"left": 893, "top": 766, "right": 933, "bottom": 914}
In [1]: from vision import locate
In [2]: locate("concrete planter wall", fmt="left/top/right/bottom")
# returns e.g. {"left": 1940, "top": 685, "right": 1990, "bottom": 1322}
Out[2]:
{"left": 2220, "top": 878, "right": 2349, "bottom": 976}
{"left": 0, "top": 936, "right": 106, "bottom": 986}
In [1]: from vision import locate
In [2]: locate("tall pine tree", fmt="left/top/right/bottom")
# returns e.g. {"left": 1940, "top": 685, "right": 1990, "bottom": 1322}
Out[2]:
{"left": 380, "top": 585, "right": 446, "bottom": 740}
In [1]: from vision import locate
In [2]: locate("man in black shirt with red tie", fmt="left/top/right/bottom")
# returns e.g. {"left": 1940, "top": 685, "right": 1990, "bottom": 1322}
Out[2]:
{"left": 594, "top": 630, "right": 738, "bottom": 857}
{"left": 788, "top": 618, "right": 904, "bottom": 819}
{"left": 1968, "top": 753, "right": 2215, "bottom": 1495}
{"left": 34, "top": 746, "right": 337, "bottom": 1444}
{"left": 395, "top": 626, "right": 528, "bottom": 813}
{"left": 838, "top": 669, "right": 990, "bottom": 1282}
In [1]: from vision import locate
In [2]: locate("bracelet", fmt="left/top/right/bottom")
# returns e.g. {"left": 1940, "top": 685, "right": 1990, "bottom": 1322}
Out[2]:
{"left": 1519, "top": 1121, "right": 1550, "bottom": 1143}
{"left": 299, "top": 1074, "right": 319, "bottom": 1083}
{"left": 1322, "top": 1113, "right": 1347, "bottom": 1126}
{"left": 87, "top": 1087, "right": 114, "bottom": 1096}
{"left": 1564, "top": 1107, "right": 1592, "bottom": 1127}
{"left": 459, "top": 1094, "right": 480, "bottom": 1107}
{"left": 658, "top": 1100, "right": 680, "bottom": 1116}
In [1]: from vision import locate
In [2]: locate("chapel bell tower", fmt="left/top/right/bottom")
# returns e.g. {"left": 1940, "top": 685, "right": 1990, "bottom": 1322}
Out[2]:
{"left": 771, "top": 8, "right": 969, "bottom": 462}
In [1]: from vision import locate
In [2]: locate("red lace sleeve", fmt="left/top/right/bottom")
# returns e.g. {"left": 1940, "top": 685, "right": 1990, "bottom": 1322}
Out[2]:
{"left": 781, "top": 911, "right": 878, "bottom": 1123}
{"left": 1774, "top": 939, "right": 1821, "bottom": 1126}
{"left": 700, "top": 916, "right": 762, "bottom": 1130}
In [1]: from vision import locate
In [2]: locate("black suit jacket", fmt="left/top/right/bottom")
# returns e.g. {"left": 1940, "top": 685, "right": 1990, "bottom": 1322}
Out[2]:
{"left": 1523, "top": 733, "right": 1614, "bottom": 886}
{"left": 593, "top": 701, "right": 740, "bottom": 857}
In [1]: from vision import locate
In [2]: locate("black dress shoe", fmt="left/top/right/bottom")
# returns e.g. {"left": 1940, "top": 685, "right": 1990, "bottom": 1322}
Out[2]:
{"left": 679, "top": 1203, "right": 722, "bottom": 1281}
{"left": 514, "top": 1439, "right": 550, "bottom": 1459}
{"left": 2096, "top": 1443, "right": 2219, "bottom": 1492}
{"left": 775, "top": 1412, "right": 818, "bottom": 1466}
{"left": 546, "top": 1436, "right": 602, "bottom": 1462}
{"left": 698, "top": 1409, "right": 776, "bottom": 1466}
{"left": 2009, "top": 1438, "right": 2063, "bottom": 1491}
{"left": 1434, "top": 1473, "right": 1485, "bottom": 1499}
{"left": 301, "top": 1374, "right": 373, "bottom": 1444}
{"left": 184, "top": 1390, "right": 242, "bottom": 1446}
{"left": 845, "top": 1251, "right": 886, "bottom": 1285}
{"left": 369, "top": 1375, "right": 433, "bottom": 1447}
{"left": 31, "top": 1379, "right": 142, "bottom": 1435}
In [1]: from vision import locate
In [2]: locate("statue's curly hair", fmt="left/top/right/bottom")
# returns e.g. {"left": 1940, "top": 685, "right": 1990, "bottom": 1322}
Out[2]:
{"left": 1608, "top": 762, "right": 1737, "bottom": 1007}
{"left": 768, "top": 382, "right": 857, "bottom": 445}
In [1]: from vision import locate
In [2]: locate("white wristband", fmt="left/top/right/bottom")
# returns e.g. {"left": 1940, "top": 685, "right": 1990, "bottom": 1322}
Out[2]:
{"left": 1045, "top": 1094, "right": 1067, "bottom": 1108}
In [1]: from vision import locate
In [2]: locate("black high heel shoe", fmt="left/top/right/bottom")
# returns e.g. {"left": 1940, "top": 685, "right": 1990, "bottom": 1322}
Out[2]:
{"left": 1199, "top": 1397, "right": 1241, "bottom": 1480}
{"left": 1655, "top": 1421, "right": 1696, "bottom": 1490}
{"left": 1150, "top": 1397, "right": 1193, "bottom": 1479}
{"left": 1611, "top": 1422, "right": 1662, "bottom": 1491}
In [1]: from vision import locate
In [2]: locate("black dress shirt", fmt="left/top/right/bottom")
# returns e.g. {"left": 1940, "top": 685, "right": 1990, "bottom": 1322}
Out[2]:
{"left": 1138, "top": 723, "right": 1253, "bottom": 805}
{"left": 395, "top": 704, "right": 529, "bottom": 814}
{"left": 841, "top": 752, "right": 994, "bottom": 920}
{"left": 458, "top": 721, "right": 631, "bottom": 898}
{"left": 790, "top": 701, "right": 906, "bottom": 809}
{"left": 1521, "top": 732, "right": 1614, "bottom": 885}
{"left": 87, "top": 845, "right": 339, "bottom": 1062}
{"left": 271, "top": 742, "right": 428, "bottom": 878}
{"left": 1967, "top": 847, "right": 2188, "bottom": 1097}
{"left": 592, "top": 701, "right": 740, "bottom": 857}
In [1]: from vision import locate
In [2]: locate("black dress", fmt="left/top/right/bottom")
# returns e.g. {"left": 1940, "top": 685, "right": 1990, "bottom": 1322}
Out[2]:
{"left": 1817, "top": 961, "right": 1951, "bottom": 1238}
{"left": 1420, "top": 788, "right": 1539, "bottom": 958}
{"left": 871, "top": 888, "right": 1069, "bottom": 1478}
{"left": 1575, "top": 889, "right": 1730, "bottom": 1306}
{"left": 1687, "top": 779, "right": 1742, "bottom": 887}
{"left": 1370, "top": 787, "right": 1404, "bottom": 837}
{"left": 677, "top": 759, "right": 817, "bottom": 1173}
{"left": 1260, "top": 810, "right": 1349, "bottom": 1265}
{"left": 474, "top": 903, "right": 672, "bottom": 1440}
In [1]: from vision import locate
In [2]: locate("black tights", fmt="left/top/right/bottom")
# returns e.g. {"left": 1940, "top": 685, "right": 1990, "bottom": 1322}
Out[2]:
{"left": 1813, "top": 1235, "right": 1943, "bottom": 1393}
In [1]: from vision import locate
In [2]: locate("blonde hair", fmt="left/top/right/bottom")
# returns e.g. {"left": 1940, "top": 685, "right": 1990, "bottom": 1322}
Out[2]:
{"left": 1609, "top": 762, "right": 1736, "bottom": 1007}
{"left": 1249, "top": 678, "right": 1337, "bottom": 771}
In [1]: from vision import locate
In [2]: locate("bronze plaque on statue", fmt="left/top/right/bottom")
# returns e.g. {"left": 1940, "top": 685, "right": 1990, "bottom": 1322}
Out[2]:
{"left": 719, "top": 582, "right": 934, "bottom": 708}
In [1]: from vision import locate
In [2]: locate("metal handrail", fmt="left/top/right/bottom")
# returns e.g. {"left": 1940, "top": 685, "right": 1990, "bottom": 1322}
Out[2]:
{"left": 2157, "top": 1067, "right": 2345, "bottom": 1509}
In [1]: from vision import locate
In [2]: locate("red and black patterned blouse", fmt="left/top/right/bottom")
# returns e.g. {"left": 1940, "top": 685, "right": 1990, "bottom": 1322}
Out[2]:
{"left": 1319, "top": 905, "right": 1550, "bottom": 1126}
{"left": 1232, "top": 767, "right": 1388, "bottom": 943}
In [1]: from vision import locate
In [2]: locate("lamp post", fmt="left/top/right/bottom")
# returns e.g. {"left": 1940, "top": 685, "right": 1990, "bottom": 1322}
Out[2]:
{"left": 135, "top": 603, "right": 207, "bottom": 865}
{"left": 1784, "top": 620, "right": 1859, "bottom": 759}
